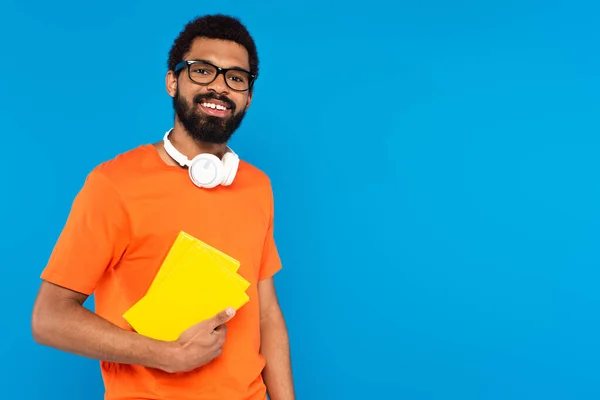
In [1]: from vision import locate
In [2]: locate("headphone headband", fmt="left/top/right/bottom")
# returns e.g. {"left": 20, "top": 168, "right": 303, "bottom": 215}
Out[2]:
{"left": 163, "top": 129, "right": 237, "bottom": 164}
{"left": 163, "top": 129, "right": 189, "bottom": 167}
{"left": 162, "top": 128, "right": 240, "bottom": 189}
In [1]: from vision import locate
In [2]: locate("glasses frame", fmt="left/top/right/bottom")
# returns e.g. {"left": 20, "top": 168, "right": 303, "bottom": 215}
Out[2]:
{"left": 174, "top": 59, "right": 256, "bottom": 92}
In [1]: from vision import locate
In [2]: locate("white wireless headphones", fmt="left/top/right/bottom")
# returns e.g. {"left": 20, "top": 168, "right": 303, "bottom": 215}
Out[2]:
{"left": 162, "top": 129, "right": 239, "bottom": 189}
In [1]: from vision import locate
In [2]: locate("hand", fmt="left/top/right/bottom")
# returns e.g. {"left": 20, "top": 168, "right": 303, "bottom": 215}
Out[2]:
{"left": 165, "top": 307, "right": 236, "bottom": 373}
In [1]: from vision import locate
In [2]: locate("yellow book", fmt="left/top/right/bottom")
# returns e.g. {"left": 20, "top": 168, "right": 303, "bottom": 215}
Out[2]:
{"left": 151, "top": 241, "right": 250, "bottom": 295}
{"left": 123, "top": 233, "right": 250, "bottom": 341}
{"left": 148, "top": 231, "right": 244, "bottom": 294}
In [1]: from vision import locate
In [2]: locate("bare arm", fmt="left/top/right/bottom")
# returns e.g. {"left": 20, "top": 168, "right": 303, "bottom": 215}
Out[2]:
{"left": 31, "top": 280, "right": 234, "bottom": 373}
{"left": 258, "top": 278, "right": 295, "bottom": 400}
{"left": 31, "top": 280, "right": 173, "bottom": 369}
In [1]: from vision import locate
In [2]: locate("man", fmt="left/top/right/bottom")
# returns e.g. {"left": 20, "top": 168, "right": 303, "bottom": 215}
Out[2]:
{"left": 31, "top": 14, "right": 295, "bottom": 400}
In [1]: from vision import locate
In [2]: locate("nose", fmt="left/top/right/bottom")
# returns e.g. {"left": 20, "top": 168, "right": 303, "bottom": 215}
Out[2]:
{"left": 206, "top": 71, "right": 229, "bottom": 94}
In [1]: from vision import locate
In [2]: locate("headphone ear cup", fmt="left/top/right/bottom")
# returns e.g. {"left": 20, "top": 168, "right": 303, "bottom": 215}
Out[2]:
{"left": 189, "top": 154, "right": 224, "bottom": 189}
{"left": 221, "top": 152, "right": 239, "bottom": 186}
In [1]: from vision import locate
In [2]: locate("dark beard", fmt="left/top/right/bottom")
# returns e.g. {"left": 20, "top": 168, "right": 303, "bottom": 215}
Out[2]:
{"left": 173, "top": 89, "right": 246, "bottom": 144}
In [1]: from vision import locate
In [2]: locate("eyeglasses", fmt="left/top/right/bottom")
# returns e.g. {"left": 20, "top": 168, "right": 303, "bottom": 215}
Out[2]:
{"left": 174, "top": 59, "right": 256, "bottom": 92}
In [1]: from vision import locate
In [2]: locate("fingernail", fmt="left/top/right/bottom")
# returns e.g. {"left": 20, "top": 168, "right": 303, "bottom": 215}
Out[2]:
{"left": 227, "top": 308, "right": 235, "bottom": 316}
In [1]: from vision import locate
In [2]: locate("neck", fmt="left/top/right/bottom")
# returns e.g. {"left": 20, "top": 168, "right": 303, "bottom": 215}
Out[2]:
{"left": 169, "top": 119, "right": 228, "bottom": 160}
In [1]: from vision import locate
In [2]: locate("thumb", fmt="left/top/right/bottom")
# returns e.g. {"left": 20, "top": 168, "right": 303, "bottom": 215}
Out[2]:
{"left": 210, "top": 307, "right": 236, "bottom": 329}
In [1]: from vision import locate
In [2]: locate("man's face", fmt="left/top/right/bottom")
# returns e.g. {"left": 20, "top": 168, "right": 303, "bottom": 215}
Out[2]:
{"left": 167, "top": 38, "right": 253, "bottom": 144}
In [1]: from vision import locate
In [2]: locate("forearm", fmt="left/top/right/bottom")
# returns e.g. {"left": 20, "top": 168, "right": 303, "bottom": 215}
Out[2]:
{"left": 32, "top": 298, "right": 173, "bottom": 371}
{"left": 260, "top": 310, "right": 295, "bottom": 400}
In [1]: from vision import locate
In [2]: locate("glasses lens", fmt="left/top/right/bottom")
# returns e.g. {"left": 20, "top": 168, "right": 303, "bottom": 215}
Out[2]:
{"left": 188, "top": 62, "right": 218, "bottom": 84}
{"left": 225, "top": 70, "right": 251, "bottom": 91}
{"left": 187, "top": 62, "right": 251, "bottom": 91}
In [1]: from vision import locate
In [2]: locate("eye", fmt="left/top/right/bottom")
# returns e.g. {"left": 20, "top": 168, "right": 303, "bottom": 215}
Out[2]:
{"left": 227, "top": 71, "right": 248, "bottom": 83}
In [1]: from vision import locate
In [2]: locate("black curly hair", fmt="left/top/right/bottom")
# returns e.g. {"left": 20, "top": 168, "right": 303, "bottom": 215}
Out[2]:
{"left": 167, "top": 14, "right": 259, "bottom": 80}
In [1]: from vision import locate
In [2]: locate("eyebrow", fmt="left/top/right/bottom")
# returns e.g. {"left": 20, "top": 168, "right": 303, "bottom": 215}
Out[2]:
{"left": 189, "top": 58, "right": 250, "bottom": 73}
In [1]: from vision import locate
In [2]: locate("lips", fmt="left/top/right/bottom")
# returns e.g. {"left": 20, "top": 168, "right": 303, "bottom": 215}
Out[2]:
{"left": 198, "top": 101, "right": 231, "bottom": 118}
{"left": 194, "top": 95, "right": 235, "bottom": 118}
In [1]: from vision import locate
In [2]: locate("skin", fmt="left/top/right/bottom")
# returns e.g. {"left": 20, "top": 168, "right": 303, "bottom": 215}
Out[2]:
{"left": 156, "top": 37, "right": 254, "bottom": 165}
{"left": 31, "top": 280, "right": 234, "bottom": 373}
{"left": 258, "top": 277, "right": 296, "bottom": 400}
{"left": 31, "top": 37, "right": 295, "bottom": 399}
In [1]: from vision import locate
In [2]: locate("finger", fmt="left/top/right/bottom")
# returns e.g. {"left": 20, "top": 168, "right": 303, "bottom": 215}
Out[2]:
{"left": 207, "top": 327, "right": 226, "bottom": 351}
{"left": 209, "top": 307, "right": 236, "bottom": 330}
{"left": 213, "top": 326, "right": 227, "bottom": 345}
{"left": 212, "top": 347, "right": 224, "bottom": 359}
{"left": 215, "top": 331, "right": 226, "bottom": 348}
{"left": 213, "top": 324, "right": 227, "bottom": 335}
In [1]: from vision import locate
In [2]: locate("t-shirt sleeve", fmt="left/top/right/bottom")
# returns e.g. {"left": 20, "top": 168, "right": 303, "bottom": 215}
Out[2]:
{"left": 40, "top": 168, "right": 130, "bottom": 295}
{"left": 258, "top": 184, "right": 283, "bottom": 280}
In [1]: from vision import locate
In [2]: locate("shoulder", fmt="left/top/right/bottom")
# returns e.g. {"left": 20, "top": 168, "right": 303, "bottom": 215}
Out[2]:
{"left": 237, "top": 159, "right": 274, "bottom": 191}
{"left": 85, "top": 144, "right": 158, "bottom": 188}
{"left": 93, "top": 144, "right": 156, "bottom": 178}
{"left": 64, "top": 146, "right": 157, "bottom": 220}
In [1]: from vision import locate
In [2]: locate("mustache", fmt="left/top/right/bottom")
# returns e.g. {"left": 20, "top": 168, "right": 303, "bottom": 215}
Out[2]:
{"left": 193, "top": 92, "right": 235, "bottom": 111}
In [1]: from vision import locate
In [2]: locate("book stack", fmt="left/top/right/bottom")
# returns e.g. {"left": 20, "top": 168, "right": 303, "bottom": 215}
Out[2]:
{"left": 123, "top": 231, "right": 250, "bottom": 341}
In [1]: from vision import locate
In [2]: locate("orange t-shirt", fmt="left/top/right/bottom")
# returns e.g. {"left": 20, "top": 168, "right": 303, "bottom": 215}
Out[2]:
{"left": 41, "top": 143, "right": 282, "bottom": 400}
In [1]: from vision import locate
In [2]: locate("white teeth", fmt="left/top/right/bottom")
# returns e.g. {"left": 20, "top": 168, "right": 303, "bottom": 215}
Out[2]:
{"left": 202, "top": 102, "right": 227, "bottom": 111}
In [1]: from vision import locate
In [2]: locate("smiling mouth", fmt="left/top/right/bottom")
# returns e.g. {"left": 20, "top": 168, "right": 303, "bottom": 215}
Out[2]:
{"left": 198, "top": 101, "right": 232, "bottom": 117}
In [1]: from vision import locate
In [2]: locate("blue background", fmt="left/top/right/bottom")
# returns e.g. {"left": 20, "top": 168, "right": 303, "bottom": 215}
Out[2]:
{"left": 1, "top": 0, "right": 599, "bottom": 399}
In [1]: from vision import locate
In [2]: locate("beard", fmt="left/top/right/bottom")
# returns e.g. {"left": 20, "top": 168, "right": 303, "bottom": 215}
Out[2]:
{"left": 173, "top": 89, "right": 247, "bottom": 144}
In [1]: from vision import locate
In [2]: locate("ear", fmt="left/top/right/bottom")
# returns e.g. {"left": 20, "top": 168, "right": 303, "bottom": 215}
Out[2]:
{"left": 166, "top": 70, "right": 177, "bottom": 97}
{"left": 244, "top": 90, "right": 253, "bottom": 111}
